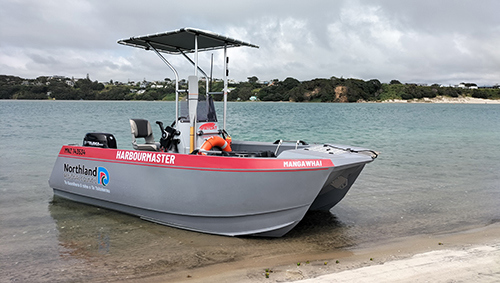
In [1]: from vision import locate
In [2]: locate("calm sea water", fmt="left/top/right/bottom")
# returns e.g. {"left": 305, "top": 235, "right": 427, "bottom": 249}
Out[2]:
{"left": 1, "top": 100, "right": 499, "bottom": 282}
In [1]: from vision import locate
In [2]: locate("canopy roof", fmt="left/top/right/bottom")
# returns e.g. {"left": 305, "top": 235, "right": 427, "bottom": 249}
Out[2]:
{"left": 117, "top": 27, "right": 259, "bottom": 54}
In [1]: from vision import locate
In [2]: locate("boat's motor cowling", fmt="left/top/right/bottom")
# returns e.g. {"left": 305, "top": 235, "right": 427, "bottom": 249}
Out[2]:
{"left": 83, "top": 133, "right": 117, "bottom": 149}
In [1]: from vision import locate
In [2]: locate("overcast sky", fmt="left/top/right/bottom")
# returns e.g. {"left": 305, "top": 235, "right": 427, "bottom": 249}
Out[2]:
{"left": 1, "top": 0, "right": 499, "bottom": 85}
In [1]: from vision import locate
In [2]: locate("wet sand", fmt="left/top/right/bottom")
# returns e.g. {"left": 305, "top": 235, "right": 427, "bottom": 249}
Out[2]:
{"left": 146, "top": 222, "right": 500, "bottom": 283}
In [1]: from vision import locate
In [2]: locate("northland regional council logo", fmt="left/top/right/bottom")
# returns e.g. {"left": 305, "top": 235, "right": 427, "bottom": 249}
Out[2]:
{"left": 98, "top": 167, "right": 109, "bottom": 186}
{"left": 63, "top": 163, "right": 110, "bottom": 186}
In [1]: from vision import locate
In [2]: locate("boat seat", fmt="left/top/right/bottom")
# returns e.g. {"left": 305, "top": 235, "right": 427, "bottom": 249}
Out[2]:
{"left": 129, "top": 119, "right": 160, "bottom": 151}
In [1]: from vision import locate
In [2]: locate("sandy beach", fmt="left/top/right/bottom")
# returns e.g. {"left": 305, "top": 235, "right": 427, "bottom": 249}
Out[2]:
{"left": 149, "top": 222, "right": 500, "bottom": 283}
{"left": 381, "top": 96, "right": 500, "bottom": 104}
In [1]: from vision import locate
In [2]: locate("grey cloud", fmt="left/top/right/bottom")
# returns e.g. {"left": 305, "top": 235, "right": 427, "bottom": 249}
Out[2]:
{"left": 1, "top": 0, "right": 499, "bottom": 85}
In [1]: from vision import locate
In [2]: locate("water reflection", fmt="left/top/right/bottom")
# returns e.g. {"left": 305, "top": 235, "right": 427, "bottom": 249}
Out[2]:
{"left": 49, "top": 196, "right": 355, "bottom": 280}
{"left": 284, "top": 211, "right": 354, "bottom": 249}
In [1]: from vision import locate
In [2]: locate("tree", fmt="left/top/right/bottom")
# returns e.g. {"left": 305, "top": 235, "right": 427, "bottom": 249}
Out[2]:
{"left": 247, "top": 76, "right": 259, "bottom": 84}
{"left": 367, "top": 79, "right": 382, "bottom": 95}
{"left": 0, "top": 85, "right": 20, "bottom": 99}
{"left": 472, "top": 89, "right": 488, "bottom": 99}
{"left": 289, "top": 86, "right": 305, "bottom": 102}
{"left": 282, "top": 77, "right": 300, "bottom": 90}
{"left": 96, "top": 86, "right": 129, "bottom": 100}
{"left": 231, "top": 85, "right": 253, "bottom": 101}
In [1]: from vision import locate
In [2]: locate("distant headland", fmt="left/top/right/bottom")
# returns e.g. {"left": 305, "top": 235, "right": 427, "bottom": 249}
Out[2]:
{"left": 1, "top": 74, "right": 499, "bottom": 103}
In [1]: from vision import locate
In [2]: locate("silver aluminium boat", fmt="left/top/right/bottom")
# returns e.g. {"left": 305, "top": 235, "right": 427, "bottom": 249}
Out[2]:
{"left": 49, "top": 28, "right": 378, "bottom": 237}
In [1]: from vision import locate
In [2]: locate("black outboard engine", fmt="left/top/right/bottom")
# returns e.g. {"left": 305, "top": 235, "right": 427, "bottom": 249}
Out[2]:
{"left": 83, "top": 133, "right": 117, "bottom": 149}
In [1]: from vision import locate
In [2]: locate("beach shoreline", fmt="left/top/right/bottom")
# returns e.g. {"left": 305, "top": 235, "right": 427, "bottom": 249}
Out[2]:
{"left": 144, "top": 222, "right": 500, "bottom": 283}
{"left": 380, "top": 95, "right": 500, "bottom": 104}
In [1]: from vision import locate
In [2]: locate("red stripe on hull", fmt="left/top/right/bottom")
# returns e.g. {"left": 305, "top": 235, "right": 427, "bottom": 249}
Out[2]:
{"left": 59, "top": 146, "right": 334, "bottom": 172}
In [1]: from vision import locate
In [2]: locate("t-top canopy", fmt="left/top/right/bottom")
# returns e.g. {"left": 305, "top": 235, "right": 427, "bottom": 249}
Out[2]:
{"left": 117, "top": 27, "right": 259, "bottom": 54}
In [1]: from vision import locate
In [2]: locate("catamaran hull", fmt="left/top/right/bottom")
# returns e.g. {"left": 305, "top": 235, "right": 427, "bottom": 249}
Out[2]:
{"left": 49, "top": 145, "right": 373, "bottom": 237}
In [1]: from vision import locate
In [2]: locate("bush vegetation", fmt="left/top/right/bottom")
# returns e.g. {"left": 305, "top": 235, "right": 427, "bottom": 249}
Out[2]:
{"left": 1, "top": 74, "right": 499, "bottom": 102}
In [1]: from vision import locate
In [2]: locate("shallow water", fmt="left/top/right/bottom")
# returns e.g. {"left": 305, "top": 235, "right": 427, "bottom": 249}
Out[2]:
{"left": 1, "top": 100, "right": 499, "bottom": 282}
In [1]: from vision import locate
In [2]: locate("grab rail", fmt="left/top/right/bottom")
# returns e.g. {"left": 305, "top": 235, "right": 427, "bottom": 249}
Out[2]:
{"left": 273, "top": 139, "right": 308, "bottom": 155}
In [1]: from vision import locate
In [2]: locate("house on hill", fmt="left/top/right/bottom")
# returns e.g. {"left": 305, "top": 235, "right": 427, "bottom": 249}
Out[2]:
{"left": 458, "top": 82, "right": 478, "bottom": 89}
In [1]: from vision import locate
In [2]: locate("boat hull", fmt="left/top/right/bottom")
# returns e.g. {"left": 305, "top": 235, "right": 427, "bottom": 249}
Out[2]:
{"left": 49, "top": 145, "right": 373, "bottom": 237}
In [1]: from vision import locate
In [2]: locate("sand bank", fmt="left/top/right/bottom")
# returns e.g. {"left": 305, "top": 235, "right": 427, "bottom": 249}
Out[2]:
{"left": 296, "top": 245, "right": 500, "bottom": 283}
{"left": 159, "top": 223, "right": 500, "bottom": 283}
{"left": 382, "top": 96, "right": 500, "bottom": 104}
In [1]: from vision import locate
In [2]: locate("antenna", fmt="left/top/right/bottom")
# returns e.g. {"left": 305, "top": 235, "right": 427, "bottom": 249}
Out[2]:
{"left": 209, "top": 53, "right": 214, "bottom": 92}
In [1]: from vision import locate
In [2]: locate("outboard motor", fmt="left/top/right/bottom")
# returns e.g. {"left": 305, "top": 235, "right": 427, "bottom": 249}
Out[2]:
{"left": 83, "top": 133, "right": 117, "bottom": 149}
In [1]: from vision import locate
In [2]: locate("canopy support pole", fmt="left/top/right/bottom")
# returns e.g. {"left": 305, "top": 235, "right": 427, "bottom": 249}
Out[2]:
{"left": 223, "top": 43, "right": 228, "bottom": 131}
{"left": 194, "top": 35, "right": 198, "bottom": 77}
{"left": 179, "top": 50, "right": 209, "bottom": 95}
{"left": 190, "top": 35, "right": 199, "bottom": 152}
{"left": 147, "top": 42, "right": 179, "bottom": 125}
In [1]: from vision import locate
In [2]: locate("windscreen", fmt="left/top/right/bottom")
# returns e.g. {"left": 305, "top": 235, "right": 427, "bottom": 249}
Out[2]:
{"left": 179, "top": 94, "right": 217, "bottom": 123}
